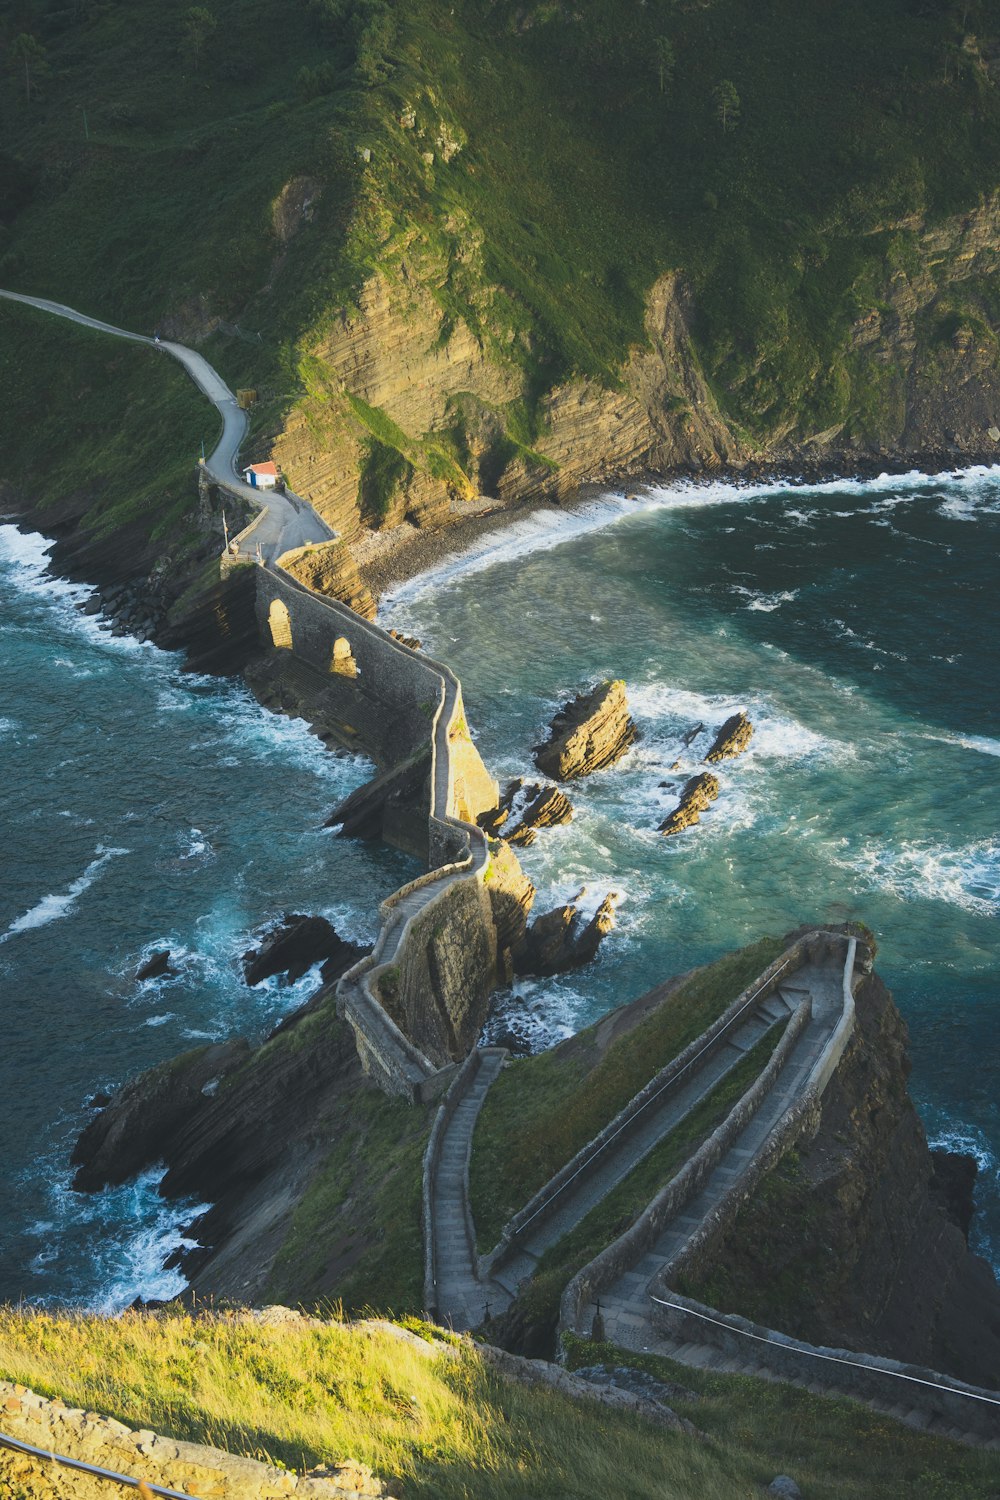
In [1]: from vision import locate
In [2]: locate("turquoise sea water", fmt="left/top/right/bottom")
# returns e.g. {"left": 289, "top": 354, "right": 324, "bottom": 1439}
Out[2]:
{"left": 382, "top": 467, "right": 1000, "bottom": 1265}
{"left": 0, "top": 525, "right": 415, "bottom": 1308}
{"left": 2, "top": 465, "right": 998, "bottom": 1306}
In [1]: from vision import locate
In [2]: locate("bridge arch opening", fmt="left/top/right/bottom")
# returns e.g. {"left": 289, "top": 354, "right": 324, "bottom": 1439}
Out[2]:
{"left": 331, "top": 636, "right": 358, "bottom": 677}
{"left": 268, "top": 598, "right": 293, "bottom": 650}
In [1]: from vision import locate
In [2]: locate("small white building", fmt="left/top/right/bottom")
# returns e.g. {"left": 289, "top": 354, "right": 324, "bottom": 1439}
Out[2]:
{"left": 243, "top": 461, "right": 278, "bottom": 490}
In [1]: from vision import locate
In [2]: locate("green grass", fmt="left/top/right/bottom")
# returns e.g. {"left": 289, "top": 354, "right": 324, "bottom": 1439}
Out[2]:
{"left": 266, "top": 1082, "right": 431, "bottom": 1315}
{"left": 470, "top": 936, "right": 784, "bottom": 1251}
{"left": 491, "top": 1025, "right": 786, "bottom": 1346}
{"left": 563, "top": 1336, "right": 1000, "bottom": 1500}
{"left": 4, "top": 0, "right": 1000, "bottom": 544}
{"left": 1, "top": 1307, "right": 996, "bottom": 1498}
{"left": 0, "top": 301, "right": 209, "bottom": 545}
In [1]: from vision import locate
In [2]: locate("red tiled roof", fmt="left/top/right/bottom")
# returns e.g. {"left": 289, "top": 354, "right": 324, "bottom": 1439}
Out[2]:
{"left": 245, "top": 461, "right": 278, "bottom": 476}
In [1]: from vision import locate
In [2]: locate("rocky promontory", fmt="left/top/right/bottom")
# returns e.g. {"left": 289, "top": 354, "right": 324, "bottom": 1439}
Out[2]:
{"left": 534, "top": 681, "right": 637, "bottom": 781}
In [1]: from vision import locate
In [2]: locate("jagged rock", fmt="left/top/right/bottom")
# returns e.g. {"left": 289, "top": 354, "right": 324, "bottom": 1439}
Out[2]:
{"left": 534, "top": 680, "right": 637, "bottom": 781}
{"left": 658, "top": 772, "right": 719, "bottom": 836}
{"left": 136, "top": 949, "right": 174, "bottom": 981}
{"left": 931, "top": 1149, "right": 979, "bottom": 1242}
{"left": 85, "top": 1091, "right": 112, "bottom": 1109}
{"left": 479, "top": 778, "right": 573, "bottom": 846}
{"left": 277, "top": 539, "right": 376, "bottom": 620}
{"left": 243, "top": 914, "right": 361, "bottom": 986}
{"left": 388, "top": 628, "right": 422, "bottom": 651}
{"left": 705, "top": 710, "right": 754, "bottom": 763}
{"left": 512, "top": 891, "right": 618, "bottom": 977}
{"left": 572, "top": 1364, "right": 699, "bottom": 1407}
{"left": 70, "top": 1039, "right": 251, "bottom": 1191}
{"left": 484, "top": 839, "right": 536, "bottom": 974}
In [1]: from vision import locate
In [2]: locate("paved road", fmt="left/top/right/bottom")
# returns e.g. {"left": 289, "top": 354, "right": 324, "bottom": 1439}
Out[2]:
{"left": 0, "top": 287, "right": 332, "bottom": 559}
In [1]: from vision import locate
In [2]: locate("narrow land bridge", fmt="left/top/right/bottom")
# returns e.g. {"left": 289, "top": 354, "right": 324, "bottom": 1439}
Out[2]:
{"left": 5, "top": 290, "right": 998, "bottom": 1450}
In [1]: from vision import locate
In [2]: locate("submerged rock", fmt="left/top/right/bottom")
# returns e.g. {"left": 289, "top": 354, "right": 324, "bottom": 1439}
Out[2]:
{"left": 243, "top": 913, "right": 366, "bottom": 987}
{"left": 658, "top": 771, "right": 719, "bottom": 836}
{"left": 704, "top": 710, "right": 754, "bottom": 763}
{"left": 512, "top": 890, "right": 618, "bottom": 977}
{"left": 479, "top": 778, "right": 573, "bottom": 846}
{"left": 534, "top": 680, "right": 637, "bottom": 781}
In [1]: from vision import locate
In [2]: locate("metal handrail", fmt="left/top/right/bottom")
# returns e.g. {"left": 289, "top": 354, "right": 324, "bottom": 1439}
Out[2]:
{"left": 649, "top": 1295, "right": 1000, "bottom": 1410}
{"left": 0, "top": 1429, "right": 201, "bottom": 1498}
{"left": 508, "top": 957, "right": 795, "bottom": 1242}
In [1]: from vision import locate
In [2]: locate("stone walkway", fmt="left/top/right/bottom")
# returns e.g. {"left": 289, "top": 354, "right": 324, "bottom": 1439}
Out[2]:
{"left": 428, "top": 1051, "right": 508, "bottom": 1330}
{"left": 573, "top": 956, "right": 844, "bottom": 1349}
{"left": 428, "top": 961, "right": 843, "bottom": 1332}
{"left": 489, "top": 985, "right": 801, "bottom": 1305}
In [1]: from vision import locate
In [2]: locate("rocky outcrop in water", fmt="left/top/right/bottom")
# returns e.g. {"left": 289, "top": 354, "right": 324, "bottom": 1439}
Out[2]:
{"left": 70, "top": 1039, "right": 250, "bottom": 1192}
{"left": 658, "top": 772, "right": 719, "bottom": 836}
{"left": 479, "top": 778, "right": 573, "bottom": 846}
{"left": 512, "top": 891, "right": 618, "bottom": 977}
{"left": 136, "top": 949, "right": 174, "bottom": 981}
{"left": 243, "top": 914, "right": 367, "bottom": 987}
{"left": 534, "top": 681, "right": 637, "bottom": 782}
{"left": 704, "top": 711, "right": 754, "bottom": 763}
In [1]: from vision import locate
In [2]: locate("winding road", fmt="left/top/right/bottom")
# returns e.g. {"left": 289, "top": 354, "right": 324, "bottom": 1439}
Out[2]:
{"left": 0, "top": 288, "right": 333, "bottom": 559}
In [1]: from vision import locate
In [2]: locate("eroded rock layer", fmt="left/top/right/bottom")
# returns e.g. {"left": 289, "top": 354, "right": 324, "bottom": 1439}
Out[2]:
{"left": 534, "top": 681, "right": 637, "bottom": 782}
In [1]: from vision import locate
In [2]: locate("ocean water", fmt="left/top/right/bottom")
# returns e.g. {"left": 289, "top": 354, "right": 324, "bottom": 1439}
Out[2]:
{"left": 0, "top": 525, "right": 416, "bottom": 1309}
{"left": 382, "top": 466, "right": 1000, "bottom": 1266}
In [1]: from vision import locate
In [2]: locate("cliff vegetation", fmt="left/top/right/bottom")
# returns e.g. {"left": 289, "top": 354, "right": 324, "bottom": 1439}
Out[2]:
{"left": 4, "top": 0, "right": 1000, "bottom": 569}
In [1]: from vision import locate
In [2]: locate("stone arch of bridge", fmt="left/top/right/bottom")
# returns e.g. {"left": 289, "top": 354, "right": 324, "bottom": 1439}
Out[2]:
{"left": 268, "top": 598, "right": 293, "bottom": 649}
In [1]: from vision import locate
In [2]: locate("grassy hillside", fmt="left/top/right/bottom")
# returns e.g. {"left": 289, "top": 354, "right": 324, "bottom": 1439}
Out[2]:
{"left": 1, "top": 1307, "right": 998, "bottom": 1498}
{"left": 2, "top": 0, "right": 1000, "bottom": 551}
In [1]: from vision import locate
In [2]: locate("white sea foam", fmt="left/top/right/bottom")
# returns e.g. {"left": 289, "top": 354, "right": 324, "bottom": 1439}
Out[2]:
{"left": 144, "top": 1013, "right": 176, "bottom": 1027}
{"left": 0, "top": 846, "right": 129, "bottom": 943}
{"left": 730, "top": 585, "right": 799, "bottom": 613}
{"left": 841, "top": 837, "right": 1000, "bottom": 916}
{"left": 380, "top": 463, "right": 1000, "bottom": 616}
{"left": 921, "top": 730, "right": 1000, "bottom": 759}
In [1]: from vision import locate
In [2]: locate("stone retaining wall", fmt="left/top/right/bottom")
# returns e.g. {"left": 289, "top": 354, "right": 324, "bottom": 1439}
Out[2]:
{"left": 480, "top": 936, "right": 817, "bottom": 1283}
{"left": 558, "top": 991, "right": 815, "bottom": 1341}
{"left": 0, "top": 1380, "right": 393, "bottom": 1499}
{"left": 256, "top": 561, "right": 498, "bottom": 1099}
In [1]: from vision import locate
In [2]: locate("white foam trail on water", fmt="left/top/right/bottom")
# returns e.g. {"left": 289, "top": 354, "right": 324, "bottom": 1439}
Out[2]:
{"left": 0, "top": 847, "right": 129, "bottom": 943}
{"left": 921, "top": 730, "right": 1000, "bottom": 759}
{"left": 380, "top": 463, "right": 1000, "bottom": 615}
{"left": 840, "top": 837, "right": 1000, "bottom": 916}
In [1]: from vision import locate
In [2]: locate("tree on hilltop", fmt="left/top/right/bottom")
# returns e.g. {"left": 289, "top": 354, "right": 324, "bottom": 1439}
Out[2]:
{"left": 181, "top": 7, "right": 218, "bottom": 71}
{"left": 652, "top": 36, "right": 676, "bottom": 95}
{"left": 8, "top": 34, "right": 49, "bottom": 103}
{"left": 713, "top": 78, "right": 741, "bottom": 132}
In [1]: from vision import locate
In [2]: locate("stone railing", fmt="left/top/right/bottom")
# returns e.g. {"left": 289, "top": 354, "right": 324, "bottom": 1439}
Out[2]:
{"left": 479, "top": 936, "right": 815, "bottom": 1284}
{"left": 649, "top": 1293, "right": 1000, "bottom": 1442}
{"left": 558, "top": 986, "right": 816, "bottom": 1341}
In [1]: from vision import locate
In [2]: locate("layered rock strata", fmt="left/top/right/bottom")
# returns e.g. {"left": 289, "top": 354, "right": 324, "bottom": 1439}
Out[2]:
{"left": 658, "top": 772, "right": 720, "bottom": 836}
{"left": 704, "top": 711, "right": 754, "bottom": 764}
{"left": 479, "top": 778, "right": 574, "bottom": 846}
{"left": 534, "top": 681, "right": 637, "bottom": 782}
